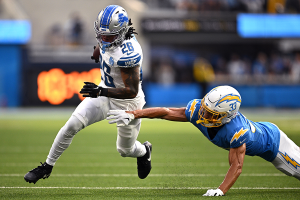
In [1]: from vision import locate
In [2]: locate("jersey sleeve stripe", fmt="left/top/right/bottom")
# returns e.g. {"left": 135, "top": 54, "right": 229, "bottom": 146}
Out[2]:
{"left": 117, "top": 55, "right": 141, "bottom": 67}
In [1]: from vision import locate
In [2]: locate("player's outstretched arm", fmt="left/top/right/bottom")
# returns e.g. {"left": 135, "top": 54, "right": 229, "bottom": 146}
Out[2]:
{"left": 203, "top": 143, "right": 246, "bottom": 196}
{"left": 107, "top": 107, "right": 188, "bottom": 126}
{"left": 219, "top": 143, "right": 246, "bottom": 194}
{"left": 131, "top": 107, "right": 188, "bottom": 122}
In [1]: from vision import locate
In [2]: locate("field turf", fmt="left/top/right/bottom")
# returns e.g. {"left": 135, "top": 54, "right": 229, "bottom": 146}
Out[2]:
{"left": 0, "top": 108, "right": 300, "bottom": 199}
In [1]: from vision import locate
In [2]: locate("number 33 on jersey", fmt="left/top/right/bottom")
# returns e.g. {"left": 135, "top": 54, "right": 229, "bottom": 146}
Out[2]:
{"left": 98, "top": 37, "right": 143, "bottom": 88}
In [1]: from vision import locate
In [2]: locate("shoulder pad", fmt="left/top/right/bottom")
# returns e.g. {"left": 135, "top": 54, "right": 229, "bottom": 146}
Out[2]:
{"left": 230, "top": 127, "right": 249, "bottom": 147}
{"left": 185, "top": 99, "right": 201, "bottom": 121}
{"left": 117, "top": 53, "right": 141, "bottom": 68}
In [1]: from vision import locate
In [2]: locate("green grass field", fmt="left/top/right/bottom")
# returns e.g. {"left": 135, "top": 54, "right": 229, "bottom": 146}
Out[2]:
{"left": 1, "top": 108, "right": 300, "bottom": 199}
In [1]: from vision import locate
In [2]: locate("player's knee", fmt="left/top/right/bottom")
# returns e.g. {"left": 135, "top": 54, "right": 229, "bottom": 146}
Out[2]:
{"left": 292, "top": 172, "right": 300, "bottom": 180}
{"left": 289, "top": 170, "right": 300, "bottom": 179}
{"left": 117, "top": 147, "right": 134, "bottom": 157}
{"left": 276, "top": 165, "right": 293, "bottom": 176}
{"left": 62, "top": 116, "right": 84, "bottom": 137}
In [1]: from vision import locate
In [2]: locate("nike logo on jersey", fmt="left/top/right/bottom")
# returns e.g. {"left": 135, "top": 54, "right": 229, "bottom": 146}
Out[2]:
{"left": 240, "top": 138, "right": 247, "bottom": 144}
{"left": 279, "top": 151, "right": 300, "bottom": 169}
{"left": 230, "top": 127, "right": 248, "bottom": 144}
{"left": 127, "top": 52, "right": 133, "bottom": 55}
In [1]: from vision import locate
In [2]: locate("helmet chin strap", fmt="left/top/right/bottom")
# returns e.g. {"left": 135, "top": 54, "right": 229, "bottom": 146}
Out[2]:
{"left": 221, "top": 118, "right": 231, "bottom": 124}
{"left": 101, "top": 41, "right": 111, "bottom": 54}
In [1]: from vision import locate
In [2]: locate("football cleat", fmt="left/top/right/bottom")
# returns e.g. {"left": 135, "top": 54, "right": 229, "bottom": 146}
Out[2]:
{"left": 24, "top": 162, "right": 53, "bottom": 184}
{"left": 137, "top": 141, "right": 152, "bottom": 179}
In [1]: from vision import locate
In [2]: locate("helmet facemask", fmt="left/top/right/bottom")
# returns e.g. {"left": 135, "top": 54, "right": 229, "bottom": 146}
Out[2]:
{"left": 197, "top": 99, "right": 228, "bottom": 128}
{"left": 94, "top": 22, "right": 127, "bottom": 52}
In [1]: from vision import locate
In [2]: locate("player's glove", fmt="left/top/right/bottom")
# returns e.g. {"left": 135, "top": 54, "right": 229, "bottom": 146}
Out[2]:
{"left": 106, "top": 110, "right": 135, "bottom": 127}
{"left": 203, "top": 189, "right": 224, "bottom": 196}
{"left": 80, "top": 82, "right": 107, "bottom": 98}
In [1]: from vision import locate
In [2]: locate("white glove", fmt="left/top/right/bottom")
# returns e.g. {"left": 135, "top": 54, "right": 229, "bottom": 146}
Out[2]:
{"left": 203, "top": 188, "right": 224, "bottom": 196}
{"left": 106, "top": 110, "right": 135, "bottom": 127}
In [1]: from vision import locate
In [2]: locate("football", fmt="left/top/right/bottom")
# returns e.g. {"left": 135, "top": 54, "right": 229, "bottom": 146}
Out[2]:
{"left": 91, "top": 45, "right": 100, "bottom": 63}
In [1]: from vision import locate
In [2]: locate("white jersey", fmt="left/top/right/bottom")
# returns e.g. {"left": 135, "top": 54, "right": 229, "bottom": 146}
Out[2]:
{"left": 98, "top": 36, "right": 144, "bottom": 109}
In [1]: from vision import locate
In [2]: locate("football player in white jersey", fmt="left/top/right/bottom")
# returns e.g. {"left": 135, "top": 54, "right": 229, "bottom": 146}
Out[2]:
{"left": 107, "top": 85, "right": 300, "bottom": 196}
{"left": 24, "top": 5, "right": 152, "bottom": 184}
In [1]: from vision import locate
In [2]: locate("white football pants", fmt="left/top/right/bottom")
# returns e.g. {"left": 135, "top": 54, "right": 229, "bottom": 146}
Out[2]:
{"left": 46, "top": 95, "right": 146, "bottom": 166}
{"left": 271, "top": 130, "right": 300, "bottom": 180}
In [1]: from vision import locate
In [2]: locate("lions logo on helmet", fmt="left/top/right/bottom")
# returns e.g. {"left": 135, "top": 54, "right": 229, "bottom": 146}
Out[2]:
{"left": 197, "top": 86, "right": 242, "bottom": 127}
{"left": 118, "top": 13, "right": 128, "bottom": 27}
{"left": 94, "top": 5, "right": 129, "bottom": 52}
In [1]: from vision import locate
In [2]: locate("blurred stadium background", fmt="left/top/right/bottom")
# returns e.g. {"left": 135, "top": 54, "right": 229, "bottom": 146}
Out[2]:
{"left": 1, "top": 0, "right": 300, "bottom": 108}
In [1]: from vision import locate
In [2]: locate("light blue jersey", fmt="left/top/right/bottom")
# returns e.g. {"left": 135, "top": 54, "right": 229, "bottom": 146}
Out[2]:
{"left": 185, "top": 99, "right": 281, "bottom": 162}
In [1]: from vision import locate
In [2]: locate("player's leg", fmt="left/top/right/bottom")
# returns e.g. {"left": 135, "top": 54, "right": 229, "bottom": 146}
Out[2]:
{"left": 112, "top": 96, "right": 152, "bottom": 179}
{"left": 23, "top": 114, "right": 84, "bottom": 184}
{"left": 47, "top": 96, "right": 110, "bottom": 164}
{"left": 271, "top": 130, "right": 300, "bottom": 180}
{"left": 116, "top": 118, "right": 146, "bottom": 157}
{"left": 24, "top": 96, "right": 110, "bottom": 184}
{"left": 116, "top": 119, "right": 152, "bottom": 179}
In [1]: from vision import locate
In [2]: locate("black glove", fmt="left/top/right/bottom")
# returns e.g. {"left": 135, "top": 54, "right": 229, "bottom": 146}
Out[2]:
{"left": 91, "top": 46, "right": 99, "bottom": 63}
{"left": 80, "top": 82, "right": 102, "bottom": 98}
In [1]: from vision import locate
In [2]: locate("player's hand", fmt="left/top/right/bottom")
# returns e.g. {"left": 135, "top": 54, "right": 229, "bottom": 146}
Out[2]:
{"left": 106, "top": 110, "right": 135, "bottom": 127}
{"left": 79, "top": 82, "right": 102, "bottom": 98}
{"left": 203, "top": 189, "right": 224, "bottom": 196}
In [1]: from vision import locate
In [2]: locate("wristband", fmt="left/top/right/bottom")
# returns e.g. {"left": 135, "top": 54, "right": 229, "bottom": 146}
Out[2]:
{"left": 100, "top": 88, "right": 108, "bottom": 96}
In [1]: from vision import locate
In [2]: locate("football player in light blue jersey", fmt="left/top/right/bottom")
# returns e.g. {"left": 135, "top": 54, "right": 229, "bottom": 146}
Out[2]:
{"left": 24, "top": 5, "right": 152, "bottom": 184}
{"left": 107, "top": 85, "right": 300, "bottom": 196}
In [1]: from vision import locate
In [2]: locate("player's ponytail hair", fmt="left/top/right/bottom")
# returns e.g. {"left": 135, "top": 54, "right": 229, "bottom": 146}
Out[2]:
{"left": 125, "top": 19, "right": 138, "bottom": 40}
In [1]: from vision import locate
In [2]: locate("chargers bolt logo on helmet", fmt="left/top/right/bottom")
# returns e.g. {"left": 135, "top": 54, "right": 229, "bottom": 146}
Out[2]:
{"left": 197, "top": 86, "right": 242, "bottom": 127}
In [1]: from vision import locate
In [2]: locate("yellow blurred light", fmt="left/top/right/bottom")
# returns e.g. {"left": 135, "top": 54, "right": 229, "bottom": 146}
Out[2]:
{"left": 37, "top": 68, "right": 101, "bottom": 105}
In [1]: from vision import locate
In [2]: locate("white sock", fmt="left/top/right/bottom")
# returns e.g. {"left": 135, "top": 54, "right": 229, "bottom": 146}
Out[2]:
{"left": 131, "top": 141, "right": 147, "bottom": 158}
